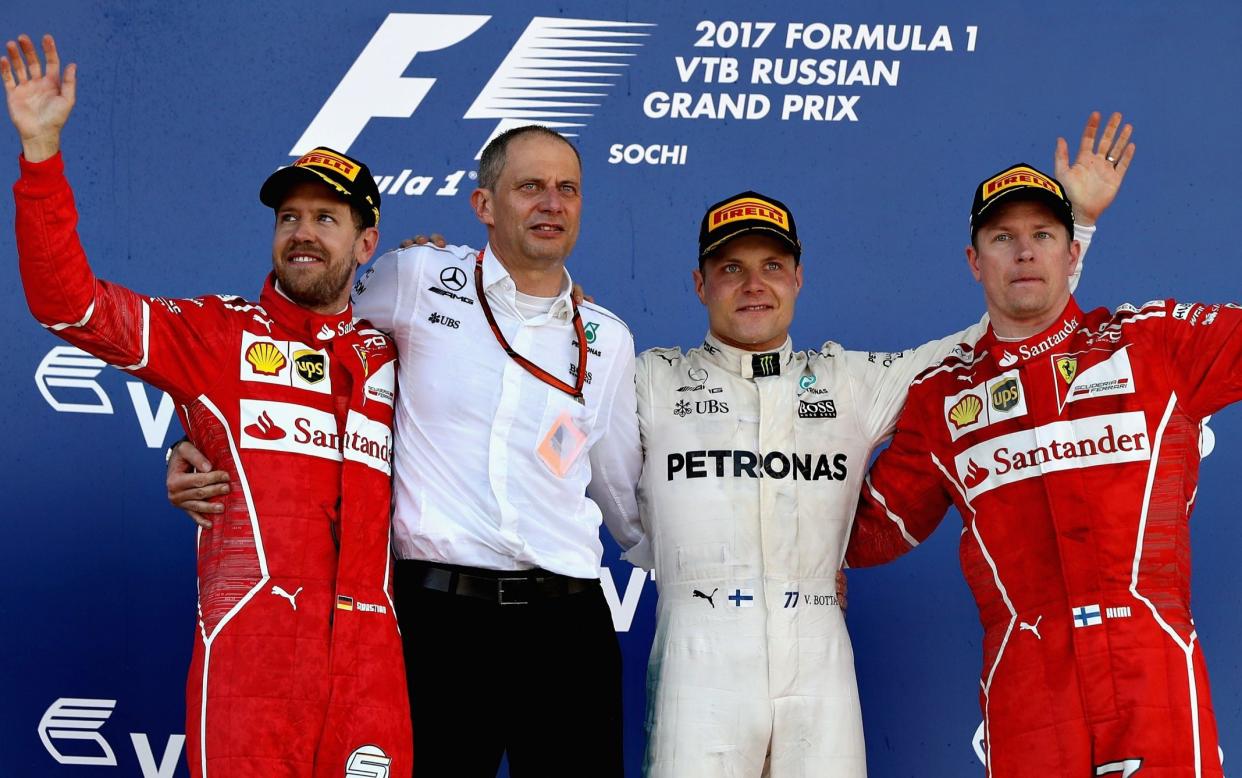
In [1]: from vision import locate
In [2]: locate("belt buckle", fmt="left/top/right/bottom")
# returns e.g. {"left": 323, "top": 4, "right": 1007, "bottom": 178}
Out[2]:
{"left": 497, "top": 577, "right": 530, "bottom": 606}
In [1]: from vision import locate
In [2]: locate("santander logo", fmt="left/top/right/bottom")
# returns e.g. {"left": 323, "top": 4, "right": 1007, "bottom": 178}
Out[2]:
{"left": 963, "top": 459, "right": 988, "bottom": 489}
{"left": 238, "top": 400, "right": 393, "bottom": 475}
{"left": 244, "top": 411, "right": 286, "bottom": 441}
{"left": 955, "top": 412, "right": 1150, "bottom": 498}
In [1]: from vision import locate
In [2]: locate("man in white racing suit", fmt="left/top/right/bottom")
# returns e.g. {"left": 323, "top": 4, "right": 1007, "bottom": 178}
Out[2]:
{"left": 636, "top": 113, "right": 1133, "bottom": 777}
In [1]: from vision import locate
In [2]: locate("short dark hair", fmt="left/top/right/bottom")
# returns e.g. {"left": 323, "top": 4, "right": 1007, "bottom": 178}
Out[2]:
{"left": 477, "top": 125, "right": 581, "bottom": 190}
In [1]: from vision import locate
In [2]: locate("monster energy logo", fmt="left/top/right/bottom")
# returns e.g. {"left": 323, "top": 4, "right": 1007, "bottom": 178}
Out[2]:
{"left": 752, "top": 352, "right": 780, "bottom": 377}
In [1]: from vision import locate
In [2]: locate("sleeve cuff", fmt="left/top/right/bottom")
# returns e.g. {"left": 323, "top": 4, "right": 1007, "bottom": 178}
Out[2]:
{"left": 620, "top": 535, "right": 654, "bottom": 571}
{"left": 15, "top": 151, "right": 67, "bottom": 197}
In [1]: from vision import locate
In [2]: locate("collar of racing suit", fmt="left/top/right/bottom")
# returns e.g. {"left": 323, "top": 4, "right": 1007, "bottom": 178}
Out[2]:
{"left": 983, "top": 296, "right": 1086, "bottom": 368}
{"left": 700, "top": 331, "right": 795, "bottom": 379}
{"left": 258, "top": 272, "right": 359, "bottom": 343}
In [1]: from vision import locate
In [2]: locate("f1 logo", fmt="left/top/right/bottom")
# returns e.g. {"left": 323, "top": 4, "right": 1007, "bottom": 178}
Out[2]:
{"left": 291, "top": 14, "right": 653, "bottom": 159}
{"left": 291, "top": 14, "right": 490, "bottom": 157}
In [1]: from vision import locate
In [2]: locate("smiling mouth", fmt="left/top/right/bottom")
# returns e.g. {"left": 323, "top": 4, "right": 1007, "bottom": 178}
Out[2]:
{"left": 736, "top": 304, "right": 773, "bottom": 312}
{"left": 285, "top": 253, "right": 323, "bottom": 264}
{"left": 530, "top": 224, "right": 564, "bottom": 234}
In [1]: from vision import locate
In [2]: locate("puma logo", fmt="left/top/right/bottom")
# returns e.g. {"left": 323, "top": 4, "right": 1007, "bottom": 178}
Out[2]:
{"left": 1019, "top": 615, "right": 1043, "bottom": 640}
{"left": 271, "top": 585, "right": 303, "bottom": 611}
{"left": 692, "top": 588, "right": 718, "bottom": 608}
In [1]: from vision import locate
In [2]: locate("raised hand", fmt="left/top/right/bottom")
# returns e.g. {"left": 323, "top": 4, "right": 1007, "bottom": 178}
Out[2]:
{"left": 1054, "top": 111, "right": 1135, "bottom": 226}
{"left": 0, "top": 34, "right": 76, "bottom": 162}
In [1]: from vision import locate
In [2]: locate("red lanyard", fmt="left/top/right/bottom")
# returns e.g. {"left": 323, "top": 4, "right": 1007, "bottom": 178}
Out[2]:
{"left": 474, "top": 251, "right": 588, "bottom": 404}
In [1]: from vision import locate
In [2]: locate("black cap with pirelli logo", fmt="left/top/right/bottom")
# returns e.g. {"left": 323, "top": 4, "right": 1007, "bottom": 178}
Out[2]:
{"left": 698, "top": 191, "right": 801, "bottom": 261}
{"left": 260, "top": 146, "right": 382, "bottom": 228}
{"left": 970, "top": 163, "right": 1074, "bottom": 240}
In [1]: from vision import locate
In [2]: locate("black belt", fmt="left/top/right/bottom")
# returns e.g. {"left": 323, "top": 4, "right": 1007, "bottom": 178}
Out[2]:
{"left": 404, "top": 562, "right": 597, "bottom": 606}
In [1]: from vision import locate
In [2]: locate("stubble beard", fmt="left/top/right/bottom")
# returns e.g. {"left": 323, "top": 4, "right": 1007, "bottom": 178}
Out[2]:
{"left": 273, "top": 243, "right": 357, "bottom": 311}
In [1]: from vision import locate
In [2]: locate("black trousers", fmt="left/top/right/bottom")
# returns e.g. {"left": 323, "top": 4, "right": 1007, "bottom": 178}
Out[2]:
{"left": 394, "top": 561, "right": 624, "bottom": 778}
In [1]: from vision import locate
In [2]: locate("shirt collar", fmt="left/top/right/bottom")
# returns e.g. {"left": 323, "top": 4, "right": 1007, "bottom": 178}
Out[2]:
{"left": 700, "top": 331, "right": 794, "bottom": 379}
{"left": 480, "top": 243, "right": 575, "bottom": 321}
{"left": 259, "top": 272, "right": 357, "bottom": 344}
{"left": 984, "top": 297, "right": 1084, "bottom": 368}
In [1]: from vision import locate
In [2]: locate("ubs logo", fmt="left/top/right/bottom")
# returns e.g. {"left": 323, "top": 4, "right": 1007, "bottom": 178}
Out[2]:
{"left": 674, "top": 399, "right": 729, "bottom": 417}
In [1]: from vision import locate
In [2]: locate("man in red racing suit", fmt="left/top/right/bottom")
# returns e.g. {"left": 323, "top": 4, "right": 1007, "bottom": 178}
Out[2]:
{"left": 846, "top": 161, "right": 1242, "bottom": 776}
{"left": 6, "top": 34, "right": 410, "bottom": 777}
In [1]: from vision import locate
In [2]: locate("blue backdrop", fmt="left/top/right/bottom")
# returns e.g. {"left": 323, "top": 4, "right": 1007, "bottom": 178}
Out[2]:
{"left": 2, "top": 2, "right": 1239, "bottom": 776}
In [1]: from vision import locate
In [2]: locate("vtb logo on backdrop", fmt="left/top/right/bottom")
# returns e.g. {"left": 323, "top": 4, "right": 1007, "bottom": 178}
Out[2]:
{"left": 289, "top": 14, "right": 652, "bottom": 196}
{"left": 36, "top": 346, "right": 175, "bottom": 449}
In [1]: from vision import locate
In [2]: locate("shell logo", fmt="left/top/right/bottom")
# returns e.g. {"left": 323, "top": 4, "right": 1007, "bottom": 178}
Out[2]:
{"left": 246, "top": 342, "right": 287, "bottom": 376}
{"left": 948, "top": 394, "right": 983, "bottom": 429}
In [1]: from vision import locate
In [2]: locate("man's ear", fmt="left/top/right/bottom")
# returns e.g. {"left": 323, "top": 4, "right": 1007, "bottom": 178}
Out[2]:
{"left": 693, "top": 267, "right": 707, "bottom": 305}
{"left": 355, "top": 226, "right": 380, "bottom": 267}
{"left": 470, "top": 188, "right": 494, "bottom": 227}
{"left": 1067, "top": 238, "right": 1082, "bottom": 278}
{"left": 965, "top": 245, "right": 983, "bottom": 283}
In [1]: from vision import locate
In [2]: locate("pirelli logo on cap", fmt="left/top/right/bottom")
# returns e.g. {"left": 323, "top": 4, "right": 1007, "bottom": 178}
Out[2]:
{"left": 295, "top": 149, "right": 360, "bottom": 181}
{"left": 709, "top": 198, "right": 789, "bottom": 230}
{"left": 982, "top": 166, "right": 1063, "bottom": 201}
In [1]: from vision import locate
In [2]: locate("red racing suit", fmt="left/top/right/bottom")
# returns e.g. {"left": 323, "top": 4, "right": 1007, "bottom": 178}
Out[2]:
{"left": 846, "top": 296, "right": 1242, "bottom": 777}
{"left": 15, "top": 153, "right": 411, "bottom": 778}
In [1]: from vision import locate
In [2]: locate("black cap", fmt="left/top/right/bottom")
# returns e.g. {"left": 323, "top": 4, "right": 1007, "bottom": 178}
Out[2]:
{"left": 970, "top": 163, "right": 1073, "bottom": 239}
{"left": 260, "top": 146, "right": 381, "bottom": 227}
{"left": 698, "top": 191, "right": 801, "bottom": 261}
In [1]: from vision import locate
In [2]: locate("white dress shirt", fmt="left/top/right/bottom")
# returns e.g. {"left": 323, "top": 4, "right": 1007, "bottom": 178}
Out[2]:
{"left": 352, "top": 242, "right": 643, "bottom": 579}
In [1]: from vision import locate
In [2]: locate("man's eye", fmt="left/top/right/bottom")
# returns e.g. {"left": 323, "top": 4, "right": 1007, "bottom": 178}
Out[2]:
{"left": 318, "top": 214, "right": 336, "bottom": 224}
{"left": 520, "top": 182, "right": 538, "bottom": 191}
{"left": 993, "top": 233, "right": 1011, "bottom": 242}
{"left": 1035, "top": 230, "right": 1052, "bottom": 239}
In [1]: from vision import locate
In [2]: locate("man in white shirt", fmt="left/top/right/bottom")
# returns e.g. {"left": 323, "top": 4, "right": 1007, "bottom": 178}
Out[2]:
{"left": 348, "top": 126, "right": 643, "bottom": 777}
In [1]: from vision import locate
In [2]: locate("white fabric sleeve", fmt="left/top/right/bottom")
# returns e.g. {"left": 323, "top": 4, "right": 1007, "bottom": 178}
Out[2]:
{"left": 587, "top": 328, "right": 646, "bottom": 565}
{"left": 1070, "top": 222, "right": 1095, "bottom": 293}
{"left": 351, "top": 248, "right": 407, "bottom": 332}
{"left": 844, "top": 317, "right": 987, "bottom": 444}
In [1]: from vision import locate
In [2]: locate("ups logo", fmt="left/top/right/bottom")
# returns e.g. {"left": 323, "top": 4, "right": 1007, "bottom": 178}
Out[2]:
{"left": 294, "top": 350, "right": 327, "bottom": 384}
{"left": 989, "top": 377, "right": 1020, "bottom": 412}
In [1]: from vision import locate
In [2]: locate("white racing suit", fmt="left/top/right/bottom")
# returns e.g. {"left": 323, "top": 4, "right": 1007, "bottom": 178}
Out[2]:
{"left": 637, "top": 330, "right": 983, "bottom": 777}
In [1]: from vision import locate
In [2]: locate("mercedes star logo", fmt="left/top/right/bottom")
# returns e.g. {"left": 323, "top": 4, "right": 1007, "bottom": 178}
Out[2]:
{"left": 440, "top": 266, "right": 468, "bottom": 291}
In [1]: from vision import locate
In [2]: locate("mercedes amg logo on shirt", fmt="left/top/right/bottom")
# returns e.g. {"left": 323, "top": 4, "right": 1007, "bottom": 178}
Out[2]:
{"left": 439, "top": 265, "right": 468, "bottom": 291}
